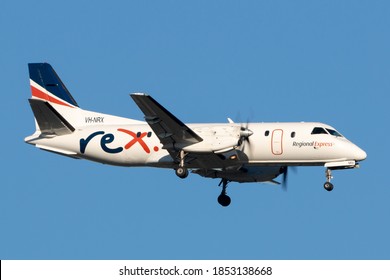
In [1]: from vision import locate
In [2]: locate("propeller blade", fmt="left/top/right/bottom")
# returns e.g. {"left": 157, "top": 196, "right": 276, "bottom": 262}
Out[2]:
{"left": 281, "top": 166, "right": 288, "bottom": 191}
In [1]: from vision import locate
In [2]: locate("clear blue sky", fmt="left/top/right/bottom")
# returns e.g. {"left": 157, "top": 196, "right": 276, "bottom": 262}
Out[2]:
{"left": 1, "top": 0, "right": 389, "bottom": 259}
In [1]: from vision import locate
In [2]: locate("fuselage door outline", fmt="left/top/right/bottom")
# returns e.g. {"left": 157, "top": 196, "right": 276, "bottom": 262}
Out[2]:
{"left": 271, "top": 129, "right": 283, "bottom": 155}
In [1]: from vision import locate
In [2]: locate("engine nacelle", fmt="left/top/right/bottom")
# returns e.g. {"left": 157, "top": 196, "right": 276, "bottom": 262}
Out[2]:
{"left": 181, "top": 124, "right": 241, "bottom": 153}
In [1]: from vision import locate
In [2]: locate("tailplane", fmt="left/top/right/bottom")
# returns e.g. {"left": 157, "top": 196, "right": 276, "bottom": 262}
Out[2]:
{"left": 28, "top": 99, "right": 75, "bottom": 136}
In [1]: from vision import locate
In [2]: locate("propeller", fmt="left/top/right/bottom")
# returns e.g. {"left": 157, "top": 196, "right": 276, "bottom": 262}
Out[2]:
{"left": 228, "top": 117, "right": 253, "bottom": 152}
{"left": 280, "top": 166, "right": 297, "bottom": 191}
{"left": 238, "top": 121, "right": 253, "bottom": 151}
{"left": 281, "top": 166, "right": 288, "bottom": 191}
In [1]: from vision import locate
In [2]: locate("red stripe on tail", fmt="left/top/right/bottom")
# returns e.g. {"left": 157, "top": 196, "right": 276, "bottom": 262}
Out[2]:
{"left": 31, "top": 85, "right": 74, "bottom": 108}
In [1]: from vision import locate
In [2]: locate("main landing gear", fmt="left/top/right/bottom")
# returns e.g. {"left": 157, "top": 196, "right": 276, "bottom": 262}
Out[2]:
{"left": 175, "top": 167, "right": 188, "bottom": 178}
{"left": 324, "top": 168, "right": 334, "bottom": 191}
{"left": 175, "top": 150, "right": 189, "bottom": 179}
{"left": 217, "top": 179, "right": 231, "bottom": 207}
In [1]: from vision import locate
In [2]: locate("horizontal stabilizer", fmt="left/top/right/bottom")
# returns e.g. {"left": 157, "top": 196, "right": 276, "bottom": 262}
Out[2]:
{"left": 29, "top": 99, "right": 75, "bottom": 136}
{"left": 36, "top": 144, "right": 79, "bottom": 159}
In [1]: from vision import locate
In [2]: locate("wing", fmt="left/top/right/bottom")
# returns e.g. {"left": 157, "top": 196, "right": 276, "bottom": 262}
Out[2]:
{"left": 130, "top": 94, "right": 203, "bottom": 154}
{"left": 131, "top": 94, "right": 242, "bottom": 170}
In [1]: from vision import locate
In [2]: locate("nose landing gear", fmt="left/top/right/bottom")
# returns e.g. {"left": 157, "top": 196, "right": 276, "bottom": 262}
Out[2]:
{"left": 324, "top": 168, "right": 334, "bottom": 191}
{"left": 218, "top": 179, "right": 231, "bottom": 207}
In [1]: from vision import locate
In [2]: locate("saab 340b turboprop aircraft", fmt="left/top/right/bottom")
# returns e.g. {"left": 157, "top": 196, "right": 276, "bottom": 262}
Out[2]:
{"left": 25, "top": 63, "right": 367, "bottom": 207}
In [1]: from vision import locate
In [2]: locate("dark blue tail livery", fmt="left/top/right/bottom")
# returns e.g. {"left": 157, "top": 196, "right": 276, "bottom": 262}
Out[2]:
{"left": 29, "top": 63, "right": 79, "bottom": 108}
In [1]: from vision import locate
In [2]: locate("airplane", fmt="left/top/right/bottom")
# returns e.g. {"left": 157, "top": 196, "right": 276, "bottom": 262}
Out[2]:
{"left": 25, "top": 63, "right": 367, "bottom": 207}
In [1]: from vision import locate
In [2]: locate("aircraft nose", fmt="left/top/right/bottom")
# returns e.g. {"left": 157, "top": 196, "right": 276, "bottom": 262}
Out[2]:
{"left": 354, "top": 146, "right": 367, "bottom": 161}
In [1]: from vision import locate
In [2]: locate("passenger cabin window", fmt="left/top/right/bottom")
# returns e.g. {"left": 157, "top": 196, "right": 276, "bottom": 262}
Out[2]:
{"left": 311, "top": 127, "right": 328, "bottom": 135}
{"left": 326, "top": 128, "right": 343, "bottom": 137}
{"left": 291, "top": 132, "right": 296, "bottom": 138}
{"left": 265, "top": 130, "right": 270, "bottom": 136}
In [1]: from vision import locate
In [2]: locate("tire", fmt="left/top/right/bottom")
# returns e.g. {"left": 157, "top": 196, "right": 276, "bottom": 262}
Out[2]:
{"left": 175, "top": 167, "right": 188, "bottom": 179}
{"left": 324, "top": 182, "right": 334, "bottom": 192}
{"left": 217, "top": 194, "right": 231, "bottom": 207}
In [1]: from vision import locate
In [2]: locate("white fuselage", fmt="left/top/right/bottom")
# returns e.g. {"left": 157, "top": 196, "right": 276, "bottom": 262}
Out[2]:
{"left": 26, "top": 120, "right": 366, "bottom": 169}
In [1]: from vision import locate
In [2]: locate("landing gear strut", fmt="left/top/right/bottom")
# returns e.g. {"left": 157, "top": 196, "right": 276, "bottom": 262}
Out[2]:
{"left": 324, "top": 168, "right": 334, "bottom": 191}
{"left": 217, "top": 179, "right": 231, "bottom": 207}
{"left": 175, "top": 150, "right": 188, "bottom": 179}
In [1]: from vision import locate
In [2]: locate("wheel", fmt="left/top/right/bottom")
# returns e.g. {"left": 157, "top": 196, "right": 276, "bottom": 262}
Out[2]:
{"left": 175, "top": 167, "right": 188, "bottom": 179}
{"left": 217, "top": 194, "right": 231, "bottom": 207}
{"left": 324, "top": 182, "right": 334, "bottom": 192}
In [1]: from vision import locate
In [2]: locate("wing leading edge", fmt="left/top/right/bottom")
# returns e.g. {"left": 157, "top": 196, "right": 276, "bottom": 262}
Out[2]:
{"left": 130, "top": 94, "right": 203, "bottom": 152}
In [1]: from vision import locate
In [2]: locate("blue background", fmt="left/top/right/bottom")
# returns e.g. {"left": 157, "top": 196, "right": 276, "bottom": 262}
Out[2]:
{"left": 1, "top": 0, "right": 388, "bottom": 259}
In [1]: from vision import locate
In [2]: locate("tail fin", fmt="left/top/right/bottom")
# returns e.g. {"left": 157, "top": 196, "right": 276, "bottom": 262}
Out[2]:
{"left": 29, "top": 63, "right": 79, "bottom": 108}
{"left": 27, "top": 63, "right": 144, "bottom": 138}
{"left": 28, "top": 63, "right": 78, "bottom": 136}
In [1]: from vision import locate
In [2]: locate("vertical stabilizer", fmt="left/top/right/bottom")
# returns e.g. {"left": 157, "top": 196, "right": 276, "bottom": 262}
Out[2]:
{"left": 27, "top": 63, "right": 78, "bottom": 136}
{"left": 29, "top": 63, "right": 79, "bottom": 108}
{"left": 26, "top": 63, "right": 145, "bottom": 136}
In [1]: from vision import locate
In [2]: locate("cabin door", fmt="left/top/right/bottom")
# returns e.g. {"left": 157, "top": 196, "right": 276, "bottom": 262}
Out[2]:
{"left": 271, "top": 129, "right": 283, "bottom": 155}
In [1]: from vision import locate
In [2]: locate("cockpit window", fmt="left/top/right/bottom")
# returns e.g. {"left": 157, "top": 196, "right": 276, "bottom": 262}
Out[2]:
{"left": 311, "top": 127, "right": 328, "bottom": 135}
{"left": 326, "top": 128, "right": 343, "bottom": 137}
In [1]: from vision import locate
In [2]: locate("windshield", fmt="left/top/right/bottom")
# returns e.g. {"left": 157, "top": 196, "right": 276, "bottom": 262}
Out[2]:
{"left": 326, "top": 128, "right": 343, "bottom": 137}
{"left": 311, "top": 127, "right": 328, "bottom": 135}
{"left": 311, "top": 127, "right": 344, "bottom": 137}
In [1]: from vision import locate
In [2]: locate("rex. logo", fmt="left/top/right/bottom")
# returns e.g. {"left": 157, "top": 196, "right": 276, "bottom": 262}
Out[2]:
{"left": 80, "top": 129, "right": 159, "bottom": 154}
